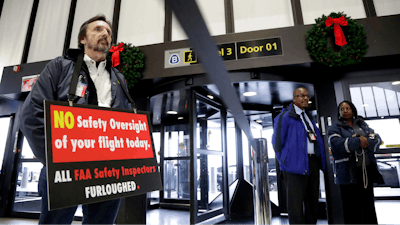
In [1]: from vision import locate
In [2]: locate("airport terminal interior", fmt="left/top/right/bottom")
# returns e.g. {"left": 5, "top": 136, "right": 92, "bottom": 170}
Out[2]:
{"left": 1, "top": 0, "right": 400, "bottom": 224}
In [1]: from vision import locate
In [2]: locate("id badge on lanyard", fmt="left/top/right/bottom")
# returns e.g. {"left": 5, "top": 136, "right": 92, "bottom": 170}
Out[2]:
{"left": 75, "top": 75, "right": 87, "bottom": 97}
{"left": 307, "top": 130, "right": 317, "bottom": 143}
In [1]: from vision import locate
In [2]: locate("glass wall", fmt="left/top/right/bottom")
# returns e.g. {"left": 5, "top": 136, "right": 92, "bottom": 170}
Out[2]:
{"left": 13, "top": 138, "right": 41, "bottom": 213}
{"left": 164, "top": 159, "right": 190, "bottom": 199}
{"left": 13, "top": 138, "right": 83, "bottom": 216}
{"left": 195, "top": 98, "right": 224, "bottom": 215}
{"left": 196, "top": 154, "right": 223, "bottom": 213}
{"left": 261, "top": 124, "right": 279, "bottom": 206}
{"left": 350, "top": 82, "right": 400, "bottom": 119}
{"left": 118, "top": 0, "right": 165, "bottom": 46}
{"left": 149, "top": 132, "right": 160, "bottom": 205}
{"left": 300, "top": 0, "right": 366, "bottom": 25}
{"left": 0, "top": 0, "right": 33, "bottom": 82}
{"left": 196, "top": 102, "right": 222, "bottom": 152}
{"left": 243, "top": 114, "right": 280, "bottom": 198}
{"left": 163, "top": 124, "right": 190, "bottom": 200}
{"left": 227, "top": 117, "right": 237, "bottom": 186}
{"left": 349, "top": 81, "right": 400, "bottom": 197}
{"left": 172, "top": 0, "right": 225, "bottom": 41}
{"left": 27, "top": 0, "right": 70, "bottom": 63}
{"left": 242, "top": 130, "right": 251, "bottom": 182}
{"left": 233, "top": 0, "right": 294, "bottom": 33}
{"left": 0, "top": 117, "right": 11, "bottom": 172}
{"left": 13, "top": 162, "right": 42, "bottom": 213}
{"left": 373, "top": 0, "right": 400, "bottom": 17}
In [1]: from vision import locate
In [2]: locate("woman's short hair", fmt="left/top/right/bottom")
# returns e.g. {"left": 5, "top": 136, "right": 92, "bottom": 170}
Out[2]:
{"left": 338, "top": 100, "right": 358, "bottom": 120}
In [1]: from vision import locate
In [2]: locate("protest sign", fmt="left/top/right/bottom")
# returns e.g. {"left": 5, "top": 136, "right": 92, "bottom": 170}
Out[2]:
{"left": 44, "top": 100, "right": 161, "bottom": 210}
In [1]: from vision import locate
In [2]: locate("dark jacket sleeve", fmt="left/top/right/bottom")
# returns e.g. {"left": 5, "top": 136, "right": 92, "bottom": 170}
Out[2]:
{"left": 328, "top": 122, "right": 361, "bottom": 155}
{"left": 272, "top": 111, "right": 289, "bottom": 164}
{"left": 19, "top": 58, "right": 63, "bottom": 165}
{"left": 272, "top": 111, "right": 288, "bottom": 153}
{"left": 363, "top": 123, "right": 382, "bottom": 152}
{"left": 110, "top": 67, "right": 133, "bottom": 111}
{"left": 272, "top": 113, "right": 280, "bottom": 151}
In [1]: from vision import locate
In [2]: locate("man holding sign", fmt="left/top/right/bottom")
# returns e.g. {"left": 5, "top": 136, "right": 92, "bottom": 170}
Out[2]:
{"left": 19, "top": 14, "right": 132, "bottom": 224}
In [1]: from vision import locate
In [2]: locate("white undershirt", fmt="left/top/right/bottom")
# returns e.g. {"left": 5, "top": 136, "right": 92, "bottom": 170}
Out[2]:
{"left": 294, "top": 104, "right": 315, "bottom": 154}
{"left": 83, "top": 54, "right": 112, "bottom": 107}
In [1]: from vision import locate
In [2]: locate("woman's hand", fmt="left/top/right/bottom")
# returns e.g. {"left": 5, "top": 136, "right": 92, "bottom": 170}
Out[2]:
{"left": 360, "top": 136, "right": 369, "bottom": 148}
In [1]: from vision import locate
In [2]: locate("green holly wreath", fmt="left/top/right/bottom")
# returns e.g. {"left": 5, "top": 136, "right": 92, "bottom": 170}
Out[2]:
{"left": 107, "top": 42, "right": 145, "bottom": 88}
{"left": 306, "top": 12, "right": 368, "bottom": 67}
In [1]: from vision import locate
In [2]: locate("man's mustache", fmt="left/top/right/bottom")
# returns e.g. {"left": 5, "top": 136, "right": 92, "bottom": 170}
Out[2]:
{"left": 98, "top": 38, "right": 109, "bottom": 45}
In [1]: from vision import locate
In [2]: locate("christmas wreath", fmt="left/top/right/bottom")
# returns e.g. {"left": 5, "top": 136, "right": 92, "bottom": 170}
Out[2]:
{"left": 107, "top": 42, "right": 145, "bottom": 88}
{"left": 306, "top": 12, "right": 368, "bottom": 67}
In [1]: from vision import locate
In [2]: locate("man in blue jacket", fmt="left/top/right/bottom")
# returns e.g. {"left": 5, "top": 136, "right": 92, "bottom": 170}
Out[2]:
{"left": 272, "top": 87, "right": 326, "bottom": 224}
{"left": 19, "top": 14, "right": 132, "bottom": 224}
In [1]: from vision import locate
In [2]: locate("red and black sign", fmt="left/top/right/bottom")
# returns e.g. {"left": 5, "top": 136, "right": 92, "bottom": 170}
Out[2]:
{"left": 44, "top": 100, "right": 162, "bottom": 210}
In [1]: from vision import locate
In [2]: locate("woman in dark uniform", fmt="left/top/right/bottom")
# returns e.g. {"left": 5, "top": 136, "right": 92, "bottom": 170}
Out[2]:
{"left": 328, "top": 100, "right": 384, "bottom": 224}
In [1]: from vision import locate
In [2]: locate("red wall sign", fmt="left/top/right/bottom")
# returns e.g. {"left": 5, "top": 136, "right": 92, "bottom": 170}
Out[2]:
{"left": 21, "top": 74, "right": 40, "bottom": 92}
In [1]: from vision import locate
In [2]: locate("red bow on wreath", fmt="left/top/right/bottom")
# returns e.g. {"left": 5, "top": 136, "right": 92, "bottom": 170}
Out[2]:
{"left": 325, "top": 16, "right": 348, "bottom": 47}
{"left": 109, "top": 43, "right": 124, "bottom": 67}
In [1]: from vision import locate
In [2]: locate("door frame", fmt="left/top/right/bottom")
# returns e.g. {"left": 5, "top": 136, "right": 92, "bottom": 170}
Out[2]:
{"left": 190, "top": 89, "right": 229, "bottom": 224}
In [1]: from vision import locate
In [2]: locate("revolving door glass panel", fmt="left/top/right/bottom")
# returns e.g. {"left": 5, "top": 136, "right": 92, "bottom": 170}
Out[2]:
{"left": 163, "top": 124, "right": 190, "bottom": 200}
{"left": 197, "top": 154, "right": 223, "bottom": 214}
{"left": 195, "top": 98, "right": 225, "bottom": 216}
{"left": 226, "top": 117, "right": 237, "bottom": 186}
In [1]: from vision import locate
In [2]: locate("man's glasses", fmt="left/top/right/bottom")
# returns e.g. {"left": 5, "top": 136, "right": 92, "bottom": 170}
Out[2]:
{"left": 294, "top": 95, "right": 310, "bottom": 99}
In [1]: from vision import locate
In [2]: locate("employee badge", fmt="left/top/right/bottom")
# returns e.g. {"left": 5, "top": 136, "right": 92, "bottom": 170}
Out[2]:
{"left": 307, "top": 130, "right": 317, "bottom": 143}
{"left": 74, "top": 75, "right": 87, "bottom": 97}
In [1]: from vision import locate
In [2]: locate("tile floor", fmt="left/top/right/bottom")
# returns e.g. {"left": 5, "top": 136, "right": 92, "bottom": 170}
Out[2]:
{"left": 0, "top": 200, "right": 399, "bottom": 224}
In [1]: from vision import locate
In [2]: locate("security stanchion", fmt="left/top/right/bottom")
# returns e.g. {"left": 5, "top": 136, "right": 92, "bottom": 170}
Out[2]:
{"left": 251, "top": 138, "right": 271, "bottom": 225}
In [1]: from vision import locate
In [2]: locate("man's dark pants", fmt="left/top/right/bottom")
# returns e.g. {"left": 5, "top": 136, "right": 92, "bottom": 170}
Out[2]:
{"left": 38, "top": 167, "right": 121, "bottom": 224}
{"left": 282, "top": 155, "right": 320, "bottom": 224}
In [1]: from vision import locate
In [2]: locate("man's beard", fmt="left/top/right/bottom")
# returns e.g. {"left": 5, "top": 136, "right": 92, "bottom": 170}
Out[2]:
{"left": 96, "top": 38, "right": 110, "bottom": 53}
{"left": 86, "top": 38, "right": 110, "bottom": 53}
{"left": 97, "top": 45, "right": 111, "bottom": 53}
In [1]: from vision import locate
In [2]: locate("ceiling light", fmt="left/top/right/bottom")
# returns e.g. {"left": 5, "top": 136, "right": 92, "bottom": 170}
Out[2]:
{"left": 308, "top": 101, "right": 312, "bottom": 104}
{"left": 381, "top": 116, "right": 384, "bottom": 119}
{"left": 167, "top": 111, "right": 177, "bottom": 115}
{"left": 255, "top": 119, "right": 263, "bottom": 123}
{"left": 362, "top": 104, "right": 368, "bottom": 107}
{"left": 243, "top": 91, "right": 257, "bottom": 97}
{"left": 207, "top": 94, "right": 214, "bottom": 99}
{"left": 392, "top": 81, "right": 400, "bottom": 85}
{"left": 178, "top": 117, "right": 184, "bottom": 120}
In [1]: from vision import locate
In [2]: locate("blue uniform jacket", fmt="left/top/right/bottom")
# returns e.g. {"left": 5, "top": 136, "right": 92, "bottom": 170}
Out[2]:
{"left": 272, "top": 103, "right": 326, "bottom": 175}
{"left": 327, "top": 118, "right": 384, "bottom": 185}
{"left": 18, "top": 49, "right": 132, "bottom": 165}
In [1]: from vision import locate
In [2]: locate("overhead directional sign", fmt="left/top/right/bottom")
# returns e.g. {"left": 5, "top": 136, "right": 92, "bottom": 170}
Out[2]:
{"left": 237, "top": 38, "right": 283, "bottom": 59}
{"left": 184, "top": 50, "right": 197, "bottom": 64}
{"left": 217, "top": 43, "right": 236, "bottom": 61}
{"left": 164, "top": 38, "right": 283, "bottom": 68}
